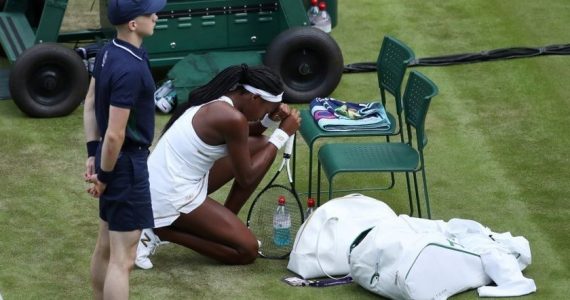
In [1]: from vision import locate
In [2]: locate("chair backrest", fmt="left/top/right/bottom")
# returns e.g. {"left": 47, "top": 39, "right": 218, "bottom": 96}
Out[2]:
{"left": 402, "top": 71, "right": 438, "bottom": 150}
{"left": 376, "top": 36, "right": 415, "bottom": 114}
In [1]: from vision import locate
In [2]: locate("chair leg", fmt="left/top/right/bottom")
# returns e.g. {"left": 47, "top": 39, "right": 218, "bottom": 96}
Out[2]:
{"left": 317, "top": 159, "right": 322, "bottom": 207}
{"left": 308, "top": 145, "right": 314, "bottom": 198}
{"left": 384, "top": 135, "right": 396, "bottom": 190}
{"left": 412, "top": 172, "right": 422, "bottom": 218}
{"left": 404, "top": 172, "right": 414, "bottom": 216}
{"left": 421, "top": 168, "right": 431, "bottom": 219}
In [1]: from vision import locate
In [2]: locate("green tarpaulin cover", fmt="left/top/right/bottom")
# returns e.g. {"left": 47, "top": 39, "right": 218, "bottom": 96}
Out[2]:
{"left": 167, "top": 51, "right": 263, "bottom": 104}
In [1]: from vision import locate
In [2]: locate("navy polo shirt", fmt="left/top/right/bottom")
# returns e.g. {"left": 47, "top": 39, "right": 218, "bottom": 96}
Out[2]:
{"left": 93, "top": 38, "right": 155, "bottom": 148}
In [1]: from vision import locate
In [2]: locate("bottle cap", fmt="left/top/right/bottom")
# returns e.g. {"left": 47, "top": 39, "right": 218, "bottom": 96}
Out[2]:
{"left": 307, "top": 197, "right": 315, "bottom": 207}
{"left": 278, "top": 196, "right": 286, "bottom": 205}
{"left": 318, "top": 1, "right": 327, "bottom": 10}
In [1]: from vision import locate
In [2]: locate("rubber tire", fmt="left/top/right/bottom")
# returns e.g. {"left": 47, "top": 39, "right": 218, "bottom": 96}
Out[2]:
{"left": 264, "top": 26, "right": 343, "bottom": 103}
{"left": 9, "top": 43, "right": 88, "bottom": 118}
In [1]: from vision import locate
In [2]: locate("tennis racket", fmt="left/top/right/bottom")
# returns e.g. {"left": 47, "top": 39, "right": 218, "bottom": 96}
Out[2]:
{"left": 247, "top": 134, "right": 304, "bottom": 259}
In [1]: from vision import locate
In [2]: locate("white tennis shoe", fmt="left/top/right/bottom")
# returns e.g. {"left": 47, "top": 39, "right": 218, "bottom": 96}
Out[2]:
{"left": 135, "top": 228, "right": 164, "bottom": 270}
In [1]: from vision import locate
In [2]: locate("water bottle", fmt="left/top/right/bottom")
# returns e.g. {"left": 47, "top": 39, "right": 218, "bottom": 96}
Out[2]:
{"left": 305, "top": 197, "right": 316, "bottom": 220}
{"left": 306, "top": 0, "right": 320, "bottom": 25}
{"left": 273, "top": 196, "right": 291, "bottom": 246}
{"left": 314, "top": 1, "right": 332, "bottom": 33}
{"left": 154, "top": 80, "right": 174, "bottom": 103}
{"left": 155, "top": 80, "right": 176, "bottom": 113}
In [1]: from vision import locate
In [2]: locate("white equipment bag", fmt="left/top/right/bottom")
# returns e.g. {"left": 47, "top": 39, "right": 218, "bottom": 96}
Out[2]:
{"left": 287, "top": 194, "right": 397, "bottom": 279}
{"left": 348, "top": 216, "right": 536, "bottom": 299}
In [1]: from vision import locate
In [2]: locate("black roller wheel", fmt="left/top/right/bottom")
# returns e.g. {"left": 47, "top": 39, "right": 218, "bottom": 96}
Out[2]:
{"left": 9, "top": 43, "right": 88, "bottom": 118}
{"left": 264, "top": 26, "right": 343, "bottom": 103}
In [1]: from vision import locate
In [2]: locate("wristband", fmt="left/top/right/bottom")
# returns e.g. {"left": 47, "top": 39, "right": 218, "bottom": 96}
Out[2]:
{"left": 268, "top": 128, "right": 289, "bottom": 150}
{"left": 97, "top": 169, "right": 114, "bottom": 184}
{"left": 86, "top": 140, "right": 100, "bottom": 157}
{"left": 260, "top": 114, "right": 279, "bottom": 128}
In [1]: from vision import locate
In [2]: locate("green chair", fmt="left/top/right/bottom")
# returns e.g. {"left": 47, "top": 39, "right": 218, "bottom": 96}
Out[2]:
{"left": 316, "top": 71, "right": 438, "bottom": 218}
{"left": 294, "top": 36, "right": 415, "bottom": 199}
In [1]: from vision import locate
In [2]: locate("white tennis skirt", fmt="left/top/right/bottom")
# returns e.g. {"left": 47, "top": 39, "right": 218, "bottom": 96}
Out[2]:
{"left": 151, "top": 174, "right": 208, "bottom": 228}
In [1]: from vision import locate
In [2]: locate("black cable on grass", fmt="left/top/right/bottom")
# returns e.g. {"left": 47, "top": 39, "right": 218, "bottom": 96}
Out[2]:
{"left": 343, "top": 43, "right": 570, "bottom": 73}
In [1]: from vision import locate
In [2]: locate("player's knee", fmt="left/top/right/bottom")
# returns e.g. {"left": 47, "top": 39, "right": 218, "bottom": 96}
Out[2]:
{"left": 107, "top": 258, "right": 135, "bottom": 273}
{"left": 234, "top": 240, "right": 258, "bottom": 265}
{"left": 238, "top": 249, "right": 257, "bottom": 265}
{"left": 108, "top": 255, "right": 136, "bottom": 272}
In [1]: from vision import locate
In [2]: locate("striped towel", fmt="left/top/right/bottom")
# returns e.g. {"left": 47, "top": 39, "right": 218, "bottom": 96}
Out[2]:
{"left": 309, "top": 97, "right": 391, "bottom": 131}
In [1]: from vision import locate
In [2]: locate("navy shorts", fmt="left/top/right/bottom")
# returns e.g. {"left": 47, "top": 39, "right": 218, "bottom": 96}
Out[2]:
{"left": 96, "top": 148, "right": 154, "bottom": 232}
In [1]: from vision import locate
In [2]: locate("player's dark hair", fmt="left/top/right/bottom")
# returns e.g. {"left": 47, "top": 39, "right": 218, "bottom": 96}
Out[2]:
{"left": 162, "top": 64, "right": 283, "bottom": 135}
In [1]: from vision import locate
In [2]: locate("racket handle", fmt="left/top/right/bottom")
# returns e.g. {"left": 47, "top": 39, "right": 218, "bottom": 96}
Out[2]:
{"left": 284, "top": 134, "right": 295, "bottom": 156}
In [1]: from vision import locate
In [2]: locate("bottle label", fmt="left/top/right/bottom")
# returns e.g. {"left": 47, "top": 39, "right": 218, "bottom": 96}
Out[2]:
{"left": 273, "top": 216, "right": 291, "bottom": 228}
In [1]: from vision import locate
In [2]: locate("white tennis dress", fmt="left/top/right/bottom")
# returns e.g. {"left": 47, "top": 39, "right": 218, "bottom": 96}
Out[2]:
{"left": 148, "top": 96, "right": 233, "bottom": 228}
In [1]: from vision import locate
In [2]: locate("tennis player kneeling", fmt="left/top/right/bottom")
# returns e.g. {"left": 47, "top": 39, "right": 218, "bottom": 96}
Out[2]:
{"left": 136, "top": 65, "right": 301, "bottom": 269}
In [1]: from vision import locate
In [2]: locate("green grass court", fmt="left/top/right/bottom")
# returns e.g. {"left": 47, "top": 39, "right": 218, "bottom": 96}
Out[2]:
{"left": 1, "top": 0, "right": 569, "bottom": 299}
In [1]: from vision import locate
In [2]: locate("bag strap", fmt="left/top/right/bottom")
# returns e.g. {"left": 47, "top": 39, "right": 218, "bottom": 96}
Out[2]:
{"left": 316, "top": 216, "right": 351, "bottom": 280}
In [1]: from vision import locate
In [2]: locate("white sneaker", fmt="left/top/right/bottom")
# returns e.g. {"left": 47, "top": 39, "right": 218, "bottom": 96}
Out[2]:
{"left": 135, "top": 228, "right": 162, "bottom": 270}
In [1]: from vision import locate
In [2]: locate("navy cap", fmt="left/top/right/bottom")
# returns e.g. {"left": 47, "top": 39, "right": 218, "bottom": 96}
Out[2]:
{"left": 108, "top": 0, "right": 166, "bottom": 25}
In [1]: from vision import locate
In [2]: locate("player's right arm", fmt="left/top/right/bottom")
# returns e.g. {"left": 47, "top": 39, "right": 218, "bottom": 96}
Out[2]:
{"left": 87, "top": 105, "right": 130, "bottom": 197}
{"left": 83, "top": 78, "right": 100, "bottom": 178}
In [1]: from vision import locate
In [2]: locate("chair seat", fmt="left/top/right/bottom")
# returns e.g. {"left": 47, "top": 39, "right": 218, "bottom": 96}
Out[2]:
{"left": 318, "top": 142, "right": 420, "bottom": 180}
{"left": 299, "top": 108, "right": 397, "bottom": 146}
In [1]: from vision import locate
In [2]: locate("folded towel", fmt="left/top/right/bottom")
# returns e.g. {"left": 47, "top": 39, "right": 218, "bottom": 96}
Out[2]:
{"left": 310, "top": 97, "right": 391, "bottom": 131}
